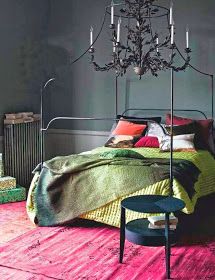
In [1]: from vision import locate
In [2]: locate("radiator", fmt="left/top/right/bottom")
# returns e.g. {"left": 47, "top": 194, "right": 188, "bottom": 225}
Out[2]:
{"left": 4, "top": 121, "right": 41, "bottom": 188}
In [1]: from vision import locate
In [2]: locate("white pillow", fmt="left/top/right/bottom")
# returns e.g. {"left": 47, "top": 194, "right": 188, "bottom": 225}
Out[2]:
{"left": 146, "top": 122, "right": 167, "bottom": 138}
{"left": 159, "top": 134, "right": 195, "bottom": 151}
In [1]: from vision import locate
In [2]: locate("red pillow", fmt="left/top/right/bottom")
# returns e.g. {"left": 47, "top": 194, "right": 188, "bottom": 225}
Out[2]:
{"left": 112, "top": 120, "right": 147, "bottom": 136}
{"left": 196, "top": 119, "right": 213, "bottom": 147}
{"left": 166, "top": 114, "right": 193, "bottom": 125}
{"left": 135, "top": 136, "right": 159, "bottom": 148}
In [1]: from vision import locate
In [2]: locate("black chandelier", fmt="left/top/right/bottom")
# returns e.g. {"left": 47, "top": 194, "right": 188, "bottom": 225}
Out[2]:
{"left": 89, "top": 0, "right": 191, "bottom": 78}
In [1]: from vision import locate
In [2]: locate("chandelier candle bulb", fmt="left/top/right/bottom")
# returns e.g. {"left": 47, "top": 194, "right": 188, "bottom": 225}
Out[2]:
{"left": 156, "top": 37, "right": 159, "bottom": 52}
{"left": 171, "top": 24, "right": 174, "bottom": 45}
{"left": 169, "top": 1, "right": 173, "bottom": 25}
{"left": 111, "top": 0, "right": 114, "bottom": 25}
{"left": 186, "top": 26, "right": 189, "bottom": 49}
{"left": 117, "top": 17, "right": 122, "bottom": 43}
{"left": 113, "top": 42, "right": 116, "bottom": 53}
{"left": 90, "top": 26, "right": 93, "bottom": 46}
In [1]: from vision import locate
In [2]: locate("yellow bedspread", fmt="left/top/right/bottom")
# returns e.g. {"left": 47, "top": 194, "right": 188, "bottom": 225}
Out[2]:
{"left": 80, "top": 147, "right": 215, "bottom": 227}
{"left": 27, "top": 147, "right": 215, "bottom": 228}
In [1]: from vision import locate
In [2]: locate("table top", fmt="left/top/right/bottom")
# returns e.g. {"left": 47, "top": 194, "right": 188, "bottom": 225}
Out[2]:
{"left": 121, "top": 195, "right": 185, "bottom": 213}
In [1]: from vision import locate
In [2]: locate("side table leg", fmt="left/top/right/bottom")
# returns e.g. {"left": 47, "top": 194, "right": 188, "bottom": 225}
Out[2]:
{"left": 119, "top": 207, "right": 125, "bottom": 263}
{"left": 165, "top": 213, "right": 171, "bottom": 279}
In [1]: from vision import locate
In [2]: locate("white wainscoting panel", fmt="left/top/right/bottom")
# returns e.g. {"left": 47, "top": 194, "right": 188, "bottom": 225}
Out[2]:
{"left": 45, "top": 129, "right": 109, "bottom": 159}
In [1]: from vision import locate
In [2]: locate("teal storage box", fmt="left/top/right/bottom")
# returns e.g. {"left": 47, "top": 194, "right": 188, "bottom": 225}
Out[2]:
{"left": 0, "top": 185, "right": 26, "bottom": 204}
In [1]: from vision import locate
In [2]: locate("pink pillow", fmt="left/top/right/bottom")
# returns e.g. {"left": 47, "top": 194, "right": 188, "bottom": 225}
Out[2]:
{"left": 166, "top": 114, "right": 193, "bottom": 125}
{"left": 112, "top": 120, "right": 147, "bottom": 136}
{"left": 135, "top": 136, "right": 159, "bottom": 148}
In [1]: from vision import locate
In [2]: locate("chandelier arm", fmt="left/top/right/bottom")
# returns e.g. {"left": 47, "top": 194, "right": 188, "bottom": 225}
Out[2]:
{"left": 90, "top": 6, "right": 128, "bottom": 73}
{"left": 147, "top": 10, "right": 175, "bottom": 71}
{"left": 148, "top": 6, "right": 157, "bottom": 52}
{"left": 124, "top": 16, "right": 131, "bottom": 60}
{"left": 89, "top": 7, "right": 109, "bottom": 64}
{"left": 175, "top": 44, "right": 212, "bottom": 77}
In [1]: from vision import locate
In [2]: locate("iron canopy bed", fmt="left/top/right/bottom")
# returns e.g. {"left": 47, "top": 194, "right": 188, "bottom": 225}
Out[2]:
{"left": 26, "top": 102, "right": 215, "bottom": 228}
{"left": 27, "top": 0, "right": 215, "bottom": 230}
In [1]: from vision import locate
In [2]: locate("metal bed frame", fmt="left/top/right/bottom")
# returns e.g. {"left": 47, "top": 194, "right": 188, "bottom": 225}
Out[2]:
{"left": 40, "top": 35, "right": 214, "bottom": 200}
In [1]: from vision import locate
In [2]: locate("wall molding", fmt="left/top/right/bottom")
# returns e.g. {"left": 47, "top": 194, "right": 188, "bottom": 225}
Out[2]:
{"left": 46, "top": 129, "right": 109, "bottom": 137}
{"left": 45, "top": 129, "right": 109, "bottom": 159}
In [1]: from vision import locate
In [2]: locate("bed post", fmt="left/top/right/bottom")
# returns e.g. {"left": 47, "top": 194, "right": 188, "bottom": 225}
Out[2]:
{"left": 211, "top": 75, "right": 214, "bottom": 157}
{"left": 170, "top": 68, "right": 174, "bottom": 196}
{"left": 211, "top": 75, "right": 214, "bottom": 120}
{"left": 115, "top": 75, "right": 118, "bottom": 117}
{"left": 40, "top": 78, "right": 55, "bottom": 165}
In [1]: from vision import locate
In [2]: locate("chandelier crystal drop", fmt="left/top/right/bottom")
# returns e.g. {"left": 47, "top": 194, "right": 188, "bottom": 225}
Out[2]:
{"left": 89, "top": 0, "right": 191, "bottom": 78}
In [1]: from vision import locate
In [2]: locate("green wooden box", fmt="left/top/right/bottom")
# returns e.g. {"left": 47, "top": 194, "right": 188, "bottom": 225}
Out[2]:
{"left": 0, "top": 185, "right": 26, "bottom": 204}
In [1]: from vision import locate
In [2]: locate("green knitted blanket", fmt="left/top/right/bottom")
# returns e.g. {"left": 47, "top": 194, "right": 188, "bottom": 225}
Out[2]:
{"left": 35, "top": 149, "right": 199, "bottom": 226}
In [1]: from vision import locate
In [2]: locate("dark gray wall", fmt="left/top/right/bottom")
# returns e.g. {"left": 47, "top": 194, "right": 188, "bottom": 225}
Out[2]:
{"left": 0, "top": 0, "right": 51, "bottom": 134}
{"left": 1, "top": 0, "right": 214, "bottom": 134}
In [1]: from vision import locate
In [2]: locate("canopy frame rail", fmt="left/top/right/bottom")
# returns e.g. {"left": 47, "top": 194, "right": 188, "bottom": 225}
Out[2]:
{"left": 121, "top": 108, "right": 208, "bottom": 120}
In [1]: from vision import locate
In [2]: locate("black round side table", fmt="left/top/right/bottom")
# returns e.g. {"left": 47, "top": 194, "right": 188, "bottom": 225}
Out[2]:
{"left": 119, "top": 195, "right": 185, "bottom": 279}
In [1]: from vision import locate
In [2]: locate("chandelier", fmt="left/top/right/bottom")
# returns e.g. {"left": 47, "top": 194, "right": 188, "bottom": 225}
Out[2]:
{"left": 88, "top": 0, "right": 191, "bottom": 78}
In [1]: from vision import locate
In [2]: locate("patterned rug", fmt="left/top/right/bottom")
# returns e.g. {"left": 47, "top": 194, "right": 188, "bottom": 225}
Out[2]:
{"left": 0, "top": 202, "right": 215, "bottom": 280}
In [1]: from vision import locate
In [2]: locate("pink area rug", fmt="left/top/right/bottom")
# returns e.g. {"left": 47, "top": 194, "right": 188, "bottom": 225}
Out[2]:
{"left": 0, "top": 202, "right": 215, "bottom": 280}
{"left": 0, "top": 202, "right": 36, "bottom": 244}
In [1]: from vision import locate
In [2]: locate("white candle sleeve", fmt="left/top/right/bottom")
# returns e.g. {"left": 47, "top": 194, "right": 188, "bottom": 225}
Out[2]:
{"left": 186, "top": 27, "right": 189, "bottom": 48}
{"left": 113, "top": 42, "right": 116, "bottom": 53}
{"left": 171, "top": 24, "right": 174, "bottom": 45}
{"left": 90, "top": 27, "right": 93, "bottom": 46}
{"left": 156, "top": 38, "right": 159, "bottom": 52}
{"left": 117, "top": 17, "right": 121, "bottom": 42}
{"left": 111, "top": 1, "right": 114, "bottom": 25}
{"left": 169, "top": 1, "right": 173, "bottom": 25}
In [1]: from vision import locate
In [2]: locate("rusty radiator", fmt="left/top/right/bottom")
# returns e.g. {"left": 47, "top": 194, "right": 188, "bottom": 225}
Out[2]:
{"left": 3, "top": 121, "right": 41, "bottom": 188}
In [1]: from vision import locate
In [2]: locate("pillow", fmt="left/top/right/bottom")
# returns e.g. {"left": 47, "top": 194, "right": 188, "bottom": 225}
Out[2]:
{"left": 165, "top": 122, "right": 201, "bottom": 148}
{"left": 195, "top": 119, "right": 214, "bottom": 149}
{"left": 135, "top": 136, "right": 159, "bottom": 148}
{"left": 146, "top": 122, "right": 167, "bottom": 138}
{"left": 166, "top": 114, "right": 213, "bottom": 136}
{"left": 105, "top": 135, "right": 135, "bottom": 148}
{"left": 166, "top": 114, "right": 214, "bottom": 152}
{"left": 166, "top": 114, "right": 193, "bottom": 125}
{"left": 118, "top": 115, "right": 162, "bottom": 124}
{"left": 165, "top": 122, "right": 197, "bottom": 135}
{"left": 159, "top": 134, "right": 195, "bottom": 152}
{"left": 107, "top": 122, "right": 118, "bottom": 139}
{"left": 112, "top": 119, "right": 147, "bottom": 136}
